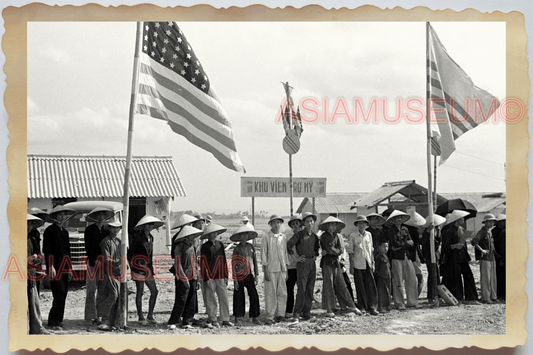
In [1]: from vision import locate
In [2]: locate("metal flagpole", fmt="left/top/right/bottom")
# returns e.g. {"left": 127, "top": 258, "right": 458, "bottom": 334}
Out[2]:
{"left": 426, "top": 21, "right": 439, "bottom": 307}
{"left": 117, "top": 21, "right": 143, "bottom": 327}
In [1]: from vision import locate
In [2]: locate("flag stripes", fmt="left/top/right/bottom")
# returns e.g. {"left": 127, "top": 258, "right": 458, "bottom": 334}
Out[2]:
{"left": 427, "top": 23, "right": 500, "bottom": 164}
{"left": 136, "top": 22, "right": 245, "bottom": 173}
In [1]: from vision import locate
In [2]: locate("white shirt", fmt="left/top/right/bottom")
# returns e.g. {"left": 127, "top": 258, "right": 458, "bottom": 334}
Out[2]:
{"left": 260, "top": 230, "right": 288, "bottom": 272}
{"left": 348, "top": 229, "right": 374, "bottom": 270}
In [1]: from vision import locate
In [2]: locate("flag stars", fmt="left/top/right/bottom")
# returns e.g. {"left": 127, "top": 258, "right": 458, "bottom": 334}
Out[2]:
{"left": 144, "top": 45, "right": 147, "bottom": 51}
{"left": 151, "top": 51, "right": 155, "bottom": 57}
{"left": 155, "top": 23, "right": 160, "bottom": 28}
{"left": 201, "top": 84, "right": 206, "bottom": 90}
{"left": 173, "top": 54, "right": 178, "bottom": 59}
{"left": 144, "top": 35, "right": 148, "bottom": 41}
{"left": 152, "top": 41, "right": 157, "bottom": 47}
{"left": 162, "top": 48, "right": 167, "bottom": 54}
{"left": 194, "top": 69, "right": 200, "bottom": 75}
{"left": 163, "top": 38, "right": 169, "bottom": 44}
{"left": 175, "top": 46, "right": 180, "bottom": 52}
{"left": 186, "top": 53, "right": 192, "bottom": 59}
{"left": 184, "top": 62, "right": 189, "bottom": 67}
{"left": 166, "top": 30, "right": 171, "bottom": 36}
{"left": 160, "top": 57, "right": 165, "bottom": 63}
{"left": 191, "top": 78, "right": 196, "bottom": 83}
{"left": 154, "top": 32, "right": 158, "bottom": 38}
{"left": 167, "top": 22, "right": 173, "bottom": 26}
{"left": 177, "top": 37, "right": 182, "bottom": 43}
{"left": 180, "top": 70, "right": 186, "bottom": 75}
{"left": 170, "top": 63, "right": 175, "bottom": 68}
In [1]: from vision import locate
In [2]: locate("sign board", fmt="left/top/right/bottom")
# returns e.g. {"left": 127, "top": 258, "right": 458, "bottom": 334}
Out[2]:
{"left": 241, "top": 177, "right": 327, "bottom": 198}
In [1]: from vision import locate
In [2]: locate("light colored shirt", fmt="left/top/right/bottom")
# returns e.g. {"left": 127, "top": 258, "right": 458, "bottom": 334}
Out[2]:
{"left": 260, "top": 230, "right": 288, "bottom": 272}
{"left": 348, "top": 230, "right": 374, "bottom": 270}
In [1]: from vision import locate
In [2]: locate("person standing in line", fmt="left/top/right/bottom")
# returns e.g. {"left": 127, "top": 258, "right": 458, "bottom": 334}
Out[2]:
{"left": 348, "top": 215, "right": 379, "bottom": 316}
{"left": 200, "top": 223, "right": 233, "bottom": 328}
{"left": 128, "top": 215, "right": 164, "bottom": 325}
{"left": 471, "top": 214, "right": 499, "bottom": 304}
{"left": 167, "top": 225, "right": 203, "bottom": 330}
{"left": 28, "top": 208, "right": 48, "bottom": 295}
{"left": 43, "top": 205, "right": 75, "bottom": 329}
{"left": 366, "top": 213, "right": 387, "bottom": 259}
{"left": 493, "top": 214, "right": 506, "bottom": 301}
{"left": 97, "top": 221, "right": 123, "bottom": 331}
{"left": 419, "top": 214, "right": 445, "bottom": 303}
{"left": 374, "top": 240, "right": 392, "bottom": 313}
{"left": 27, "top": 214, "right": 51, "bottom": 335}
{"left": 261, "top": 214, "right": 289, "bottom": 325}
{"left": 405, "top": 211, "right": 427, "bottom": 298}
{"left": 231, "top": 224, "right": 261, "bottom": 326}
{"left": 387, "top": 210, "right": 418, "bottom": 310}
{"left": 287, "top": 212, "right": 320, "bottom": 322}
{"left": 83, "top": 207, "right": 113, "bottom": 324}
{"left": 285, "top": 214, "right": 302, "bottom": 319}
{"left": 193, "top": 214, "right": 207, "bottom": 320}
{"left": 319, "top": 216, "right": 361, "bottom": 318}
{"left": 441, "top": 210, "right": 479, "bottom": 304}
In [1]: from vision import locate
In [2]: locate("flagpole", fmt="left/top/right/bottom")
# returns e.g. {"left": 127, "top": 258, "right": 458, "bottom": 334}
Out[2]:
{"left": 286, "top": 82, "right": 294, "bottom": 217}
{"left": 426, "top": 21, "right": 439, "bottom": 306}
{"left": 117, "top": 21, "right": 143, "bottom": 328}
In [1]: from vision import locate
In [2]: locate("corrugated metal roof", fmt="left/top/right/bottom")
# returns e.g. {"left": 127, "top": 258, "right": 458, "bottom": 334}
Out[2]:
{"left": 440, "top": 192, "right": 505, "bottom": 212}
{"left": 297, "top": 193, "right": 367, "bottom": 214}
{"left": 352, "top": 180, "right": 447, "bottom": 209}
{"left": 28, "top": 154, "right": 186, "bottom": 199}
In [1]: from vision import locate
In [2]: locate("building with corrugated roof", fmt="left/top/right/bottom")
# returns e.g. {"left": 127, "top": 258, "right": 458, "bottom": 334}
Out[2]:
{"left": 296, "top": 192, "right": 372, "bottom": 236}
{"left": 27, "top": 154, "right": 186, "bottom": 254}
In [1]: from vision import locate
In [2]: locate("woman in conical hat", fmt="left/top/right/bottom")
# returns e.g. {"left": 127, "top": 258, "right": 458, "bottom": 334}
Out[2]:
{"left": 230, "top": 224, "right": 258, "bottom": 242}
{"left": 86, "top": 207, "right": 114, "bottom": 223}
{"left": 43, "top": 205, "right": 76, "bottom": 328}
{"left": 129, "top": 215, "right": 163, "bottom": 326}
{"left": 199, "top": 223, "right": 233, "bottom": 327}
{"left": 386, "top": 210, "right": 418, "bottom": 309}
{"left": 168, "top": 225, "right": 203, "bottom": 329}
{"left": 318, "top": 216, "right": 346, "bottom": 233}
{"left": 440, "top": 210, "right": 478, "bottom": 304}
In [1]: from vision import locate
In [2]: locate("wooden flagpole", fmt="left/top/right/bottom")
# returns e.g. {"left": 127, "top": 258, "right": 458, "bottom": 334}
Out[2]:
{"left": 426, "top": 22, "right": 439, "bottom": 306}
{"left": 117, "top": 21, "right": 143, "bottom": 327}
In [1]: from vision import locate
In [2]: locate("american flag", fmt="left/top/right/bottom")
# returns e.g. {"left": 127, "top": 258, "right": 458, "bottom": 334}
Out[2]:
{"left": 136, "top": 22, "right": 245, "bottom": 172}
{"left": 427, "top": 23, "right": 500, "bottom": 164}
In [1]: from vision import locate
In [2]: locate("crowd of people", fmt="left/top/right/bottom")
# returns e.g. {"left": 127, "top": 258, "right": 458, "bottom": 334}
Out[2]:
{"left": 26, "top": 205, "right": 506, "bottom": 333}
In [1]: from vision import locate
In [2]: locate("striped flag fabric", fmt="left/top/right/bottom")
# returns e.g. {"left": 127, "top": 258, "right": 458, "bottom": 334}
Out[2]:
{"left": 136, "top": 22, "right": 245, "bottom": 172}
{"left": 427, "top": 23, "right": 500, "bottom": 164}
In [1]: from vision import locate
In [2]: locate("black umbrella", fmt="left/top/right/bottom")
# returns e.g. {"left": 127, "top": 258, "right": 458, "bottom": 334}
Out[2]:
{"left": 435, "top": 198, "right": 477, "bottom": 219}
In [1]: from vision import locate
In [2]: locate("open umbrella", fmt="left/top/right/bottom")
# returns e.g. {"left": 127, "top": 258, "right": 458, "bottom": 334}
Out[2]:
{"left": 435, "top": 198, "right": 477, "bottom": 219}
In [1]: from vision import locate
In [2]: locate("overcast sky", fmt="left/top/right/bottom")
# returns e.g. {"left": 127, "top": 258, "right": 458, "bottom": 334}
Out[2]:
{"left": 27, "top": 21, "right": 506, "bottom": 215}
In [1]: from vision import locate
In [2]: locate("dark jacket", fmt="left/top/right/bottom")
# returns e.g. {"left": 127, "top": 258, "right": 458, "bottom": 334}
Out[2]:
{"left": 43, "top": 223, "right": 71, "bottom": 275}
{"left": 200, "top": 240, "right": 228, "bottom": 281}
{"left": 84, "top": 223, "right": 109, "bottom": 267}
{"left": 319, "top": 231, "right": 341, "bottom": 268}
{"left": 127, "top": 232, "right": 155, "bottom": 276}
{"left": 388, "top": 224, "right": 412, "bottom": 260}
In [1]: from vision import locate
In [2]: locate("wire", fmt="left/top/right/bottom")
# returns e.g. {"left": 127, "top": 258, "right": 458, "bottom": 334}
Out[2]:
{"left": 440, "top": 164, "right": 505, "bottom": 181}
{"left": 455, "top": 151, "right": 505, "bottom": 166}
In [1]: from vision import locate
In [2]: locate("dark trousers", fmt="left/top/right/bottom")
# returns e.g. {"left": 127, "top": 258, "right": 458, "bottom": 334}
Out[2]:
{"left": 496, "top": 261, "right": 506, "bottom": 300}
{"left": 96, "top": 274, "right": 120, "bottom": 326}
{"left": 426, "top": 263, "right": 441, "bottom": 300}
{"left": 376, "top": 276, "right": 391, "bottom": 310}
{"left": 28, "top": 281, "right": 46, "bottom": 334}
{"left": 233, "top": 274, "right": 260, "bottom": 318}
{"left": 343, "top": 272, "right": 355, "bottom": 303}
{"left": 48, "top": 275, "right": 68, "bottom": 326}
{"left": 445, "top": 262, "right": 477, "bottom": 301}
{"left": 285, "top": 268, "right": 298, "bottom": 314}
{"left": 353, "top": 263, "right": 378, "bottom": 312}
{"left": 294, "top": 259, "right": 316, "bottom": 316}
{"left": 168, "top": 278, "right": 197, "bottom": 325}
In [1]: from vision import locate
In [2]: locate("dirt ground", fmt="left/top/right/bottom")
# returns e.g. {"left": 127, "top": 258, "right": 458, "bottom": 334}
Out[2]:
{"left": 38, "top": 254, "right": 505, "bottom": 336}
